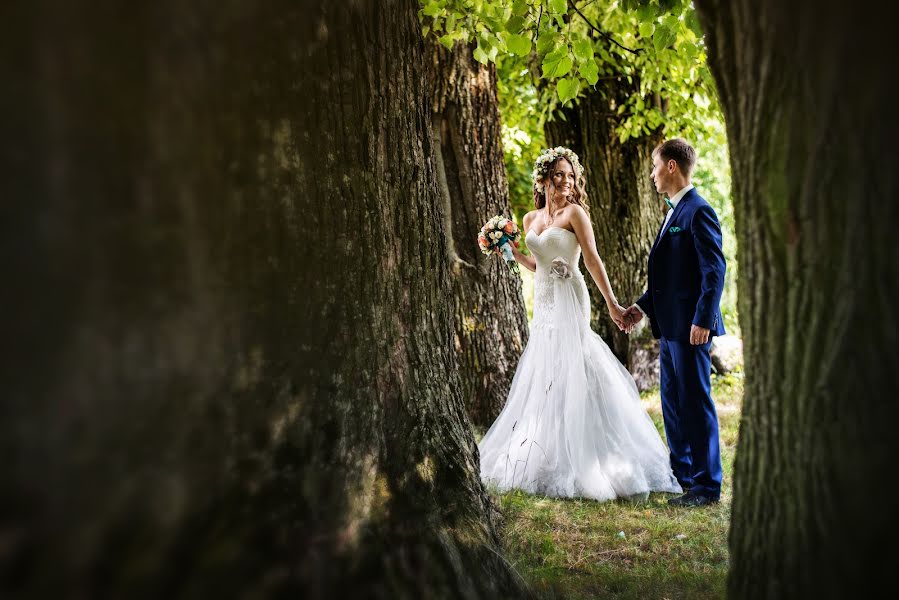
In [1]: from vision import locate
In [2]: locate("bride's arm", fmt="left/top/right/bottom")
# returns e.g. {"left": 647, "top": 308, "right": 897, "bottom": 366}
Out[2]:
{"left": 509, "top": 212, "right": 537, "bottom": 272}
{"left": 510, "top": 244, "right": 536, "bottom": 272}
{"left": 569, "top": 207, "right": 626, "bottom": 328}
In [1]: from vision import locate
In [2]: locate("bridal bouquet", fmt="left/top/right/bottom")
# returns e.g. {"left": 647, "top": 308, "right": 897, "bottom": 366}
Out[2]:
{"left": 478, "top": 215, "right": 521, "bottom": 274}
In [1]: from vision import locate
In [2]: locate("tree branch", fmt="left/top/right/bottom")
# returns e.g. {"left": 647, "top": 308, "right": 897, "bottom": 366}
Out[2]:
{"left": 569, "top": 0, "right": 641, "bottom": 56}
{"left": 532, "top": 4, "right": 542, "bottom": 44}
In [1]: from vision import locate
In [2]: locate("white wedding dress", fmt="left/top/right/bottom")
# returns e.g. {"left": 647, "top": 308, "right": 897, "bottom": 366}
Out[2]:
{"left": 478, "top": 226, "right": 682, "bottom": 501}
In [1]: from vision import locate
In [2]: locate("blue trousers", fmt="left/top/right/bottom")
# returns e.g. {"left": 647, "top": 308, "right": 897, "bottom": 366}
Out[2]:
{"left": 659, "top": 337, "right": 722, "bottom": 499}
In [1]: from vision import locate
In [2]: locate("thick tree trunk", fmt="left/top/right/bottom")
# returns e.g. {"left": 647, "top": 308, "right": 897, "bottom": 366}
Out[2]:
{"left": 545, "top": 85, "right": 662, "bottom": 370}
{"left": 428, "top": 42, "right": 529, "bottom": 428}
{"left": 1, "top": 1, "right": 525, "bottom": 598}
{"left": 695, "top": 1, "right": 899, "bottom": 596}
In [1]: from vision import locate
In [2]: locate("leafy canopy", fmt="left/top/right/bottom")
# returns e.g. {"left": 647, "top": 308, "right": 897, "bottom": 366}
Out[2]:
{"left": 419, "top": 0, "right": 720, "bottom": 144}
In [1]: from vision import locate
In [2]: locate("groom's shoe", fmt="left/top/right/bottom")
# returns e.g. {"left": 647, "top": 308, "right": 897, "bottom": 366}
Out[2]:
{"left": 668, "top": 491, "right": 718, "bottom": 508}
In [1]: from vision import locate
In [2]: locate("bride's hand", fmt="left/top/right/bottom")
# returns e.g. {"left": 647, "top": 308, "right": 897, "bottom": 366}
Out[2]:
{"left": 607, "top": 303, "right": 627, "bottom": 331}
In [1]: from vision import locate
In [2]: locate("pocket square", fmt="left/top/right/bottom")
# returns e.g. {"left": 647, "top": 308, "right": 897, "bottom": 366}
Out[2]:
{"left": 668, "top": 226, "right": 682, "bottom": 233}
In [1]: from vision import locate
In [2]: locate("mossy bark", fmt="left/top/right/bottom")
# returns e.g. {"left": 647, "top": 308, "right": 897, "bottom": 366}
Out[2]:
{"left": 695, "top": 0, "right": 899, "bottom": 596}
{"left": 427, "top": 41, "right": 529, "bottom": 428}
{"left": 1, "top": 1, "right": 527, "bottom": 598}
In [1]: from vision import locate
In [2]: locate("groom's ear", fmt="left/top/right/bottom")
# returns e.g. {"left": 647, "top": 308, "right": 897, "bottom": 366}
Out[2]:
{"left": 667, "top": 159, "right": 678, "bottom": 173}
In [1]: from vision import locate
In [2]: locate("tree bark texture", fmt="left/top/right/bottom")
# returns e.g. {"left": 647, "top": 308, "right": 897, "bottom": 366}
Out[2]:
{"left": 1, "top": 1, "right": 526, "bottom": 598}
{"left": 545, "top": 84, "right": 663, "bottom": 368}
{"left": 427, "top": 41, "right": 529, "bottom": 428}
{"left": 695, "top": 1, "right": 899, "bottom": 596}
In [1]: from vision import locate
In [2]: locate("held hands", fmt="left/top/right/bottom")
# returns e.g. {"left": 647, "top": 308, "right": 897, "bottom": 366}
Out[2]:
{"left": 606, "top": 303, "right": 629, "bottom": 331}
{"left": 609, "top": 303, "right": 652, "bottom": 334}
{"left": 614, "top": 304, "right": 711, "bottom": 344}
{"left": 620, "top": 304, "right": 644, "bottom": 333}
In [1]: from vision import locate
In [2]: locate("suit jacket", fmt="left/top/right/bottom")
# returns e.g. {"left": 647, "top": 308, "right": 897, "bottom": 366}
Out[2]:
{"left": 637, "top": 188, "right": 726, "bottom": 342}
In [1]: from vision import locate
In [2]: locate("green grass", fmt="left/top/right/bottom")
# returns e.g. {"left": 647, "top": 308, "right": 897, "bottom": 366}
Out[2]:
{"left": 489, "top": 372, "right": 744, "bottom": 600}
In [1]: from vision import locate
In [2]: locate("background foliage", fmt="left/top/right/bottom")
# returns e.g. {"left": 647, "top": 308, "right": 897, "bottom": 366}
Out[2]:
{"left": 422, "top": 0, "right": 739, "bottom": 332}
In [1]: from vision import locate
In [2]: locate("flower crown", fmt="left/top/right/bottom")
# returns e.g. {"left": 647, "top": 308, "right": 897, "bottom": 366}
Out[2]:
{"left": 532, "top": 146, "right": 584, "bottom": 194}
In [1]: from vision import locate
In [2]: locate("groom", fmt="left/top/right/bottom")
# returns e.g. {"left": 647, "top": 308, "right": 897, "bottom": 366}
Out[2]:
{"left": 624, "top": 139, "right": 726, "bottom": 507}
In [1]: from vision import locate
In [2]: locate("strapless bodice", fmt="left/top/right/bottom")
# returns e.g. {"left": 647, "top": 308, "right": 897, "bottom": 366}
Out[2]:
{"left": 524, "top": 226, "right": 582, "bottom": 276}
{"left": 525, "top": 226, "right": 590, "bottom": 329}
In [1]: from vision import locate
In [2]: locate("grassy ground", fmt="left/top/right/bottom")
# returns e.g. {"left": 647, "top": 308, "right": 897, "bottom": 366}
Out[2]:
{"left": 487, "top": 372, "right": 743, "bottom": 600}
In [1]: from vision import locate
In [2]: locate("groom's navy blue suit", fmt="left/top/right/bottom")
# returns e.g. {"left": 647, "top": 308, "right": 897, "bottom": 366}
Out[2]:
{"left": 637, "top": 187, "right": 725, "bottom": 500}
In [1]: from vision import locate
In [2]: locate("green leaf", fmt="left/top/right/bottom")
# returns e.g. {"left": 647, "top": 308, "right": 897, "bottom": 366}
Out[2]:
{"left": 639, "top": 22, "right": 654, "bottom": 38}
{"left": 439, "top": 34, "right": 455, "bottom": 50}
{"left": 686, "top": 11, "right": 704, "bottom": 36}
{"left": 422, "top": 0, "right": 446, "bottom": 17}
{"left": 544, "top": 43, "right": 568, "bottom": 62}
{"left": 423, "top": 1, "right": 441, "bottom": 18}
{"left": 507, "top": 33, "right": 531, "bottom": 56}
{"left": 557, "top": 77, "right": 580, "bottom": 104}
{"left": 572, "top": 39, "right": 593, "bottom": 62}
{"left": 682, "top": 40, "right": 698, "bottom": 59}
{"left": 636, "top": 5, "right": 656, "bottom": 21}
{"left": 542, "top": 53, "right": 572, "bottom": 79}
{"left": 505, "top": 15, "right": 526, "bottom": 32}
{"left": 579, "top": 59, "right": 599, "bottom": 85}
{"left": 536, "top": 30, "right": 561, "bottom": 56}
{"left": 484, "top": 15, "right": 504, "bottom": 32}
{"left": 512, "top": 0, "right": 529, "bottom": 16}
{"left": 446, "top": 12, "right": 457, "bottom": 33}
{"left": 550, "top": 0, "right": 568, "bottom": 14}
{"left": 473, "top": 45, "right": 490, "bottom": 64}
{"left": 653, "top": 25, "right": 677, "bottom": 51}
{"left": 597, "top": 45, "right": 612, "bottom": 63}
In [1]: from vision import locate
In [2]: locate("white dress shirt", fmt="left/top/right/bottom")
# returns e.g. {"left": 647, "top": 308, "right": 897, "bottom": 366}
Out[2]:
{"left": 635, "top": 184, "right": 695, "bottom": 318}
{"left": 657, "top": 184, "right": 694, "bottom": 241}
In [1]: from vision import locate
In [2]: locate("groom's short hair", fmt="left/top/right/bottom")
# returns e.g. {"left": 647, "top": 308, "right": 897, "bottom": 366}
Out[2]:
{"left": 653, "top": 139, "right": 696, "bottom": 176}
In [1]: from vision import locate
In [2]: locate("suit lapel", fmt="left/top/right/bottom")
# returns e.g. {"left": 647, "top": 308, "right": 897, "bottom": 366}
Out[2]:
{"left": 651, "top": 216, "right": 667, "bottom": 252}
{"left": 652, "top": 188, "right": 695, "bottom": 252}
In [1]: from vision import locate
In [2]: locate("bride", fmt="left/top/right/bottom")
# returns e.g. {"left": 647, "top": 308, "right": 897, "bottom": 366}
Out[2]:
{"left": 478, "top": 147, "right": 681, "bottom": 501}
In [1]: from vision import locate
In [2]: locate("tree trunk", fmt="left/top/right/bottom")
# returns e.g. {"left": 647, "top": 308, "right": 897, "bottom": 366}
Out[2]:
{"left": 545, "top": 84, "right": 663, "bottom": 371}
{"left": 695, "top": 1, "right": 899, "bottom": 596}
{"left": 1, "top": 1, "right": 525, "bottom": 598}
{"left": 427, "top": 41, "right": 529, "bottom": 428}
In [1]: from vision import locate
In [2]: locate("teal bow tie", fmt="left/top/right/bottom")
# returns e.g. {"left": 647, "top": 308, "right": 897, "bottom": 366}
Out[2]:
{"left": 665, "top": 198, "right": 674, "bottom": 210}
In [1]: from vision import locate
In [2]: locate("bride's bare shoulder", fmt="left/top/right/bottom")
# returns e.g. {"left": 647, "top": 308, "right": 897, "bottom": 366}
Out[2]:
{"left": 566, "top": 204, "right": 590, "bottom": 224}
{"left": 566, "top": 203, "right": 588, "bottom": 218}
{"left": 522, "top": 210, "right": 539, "bottom": 228}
